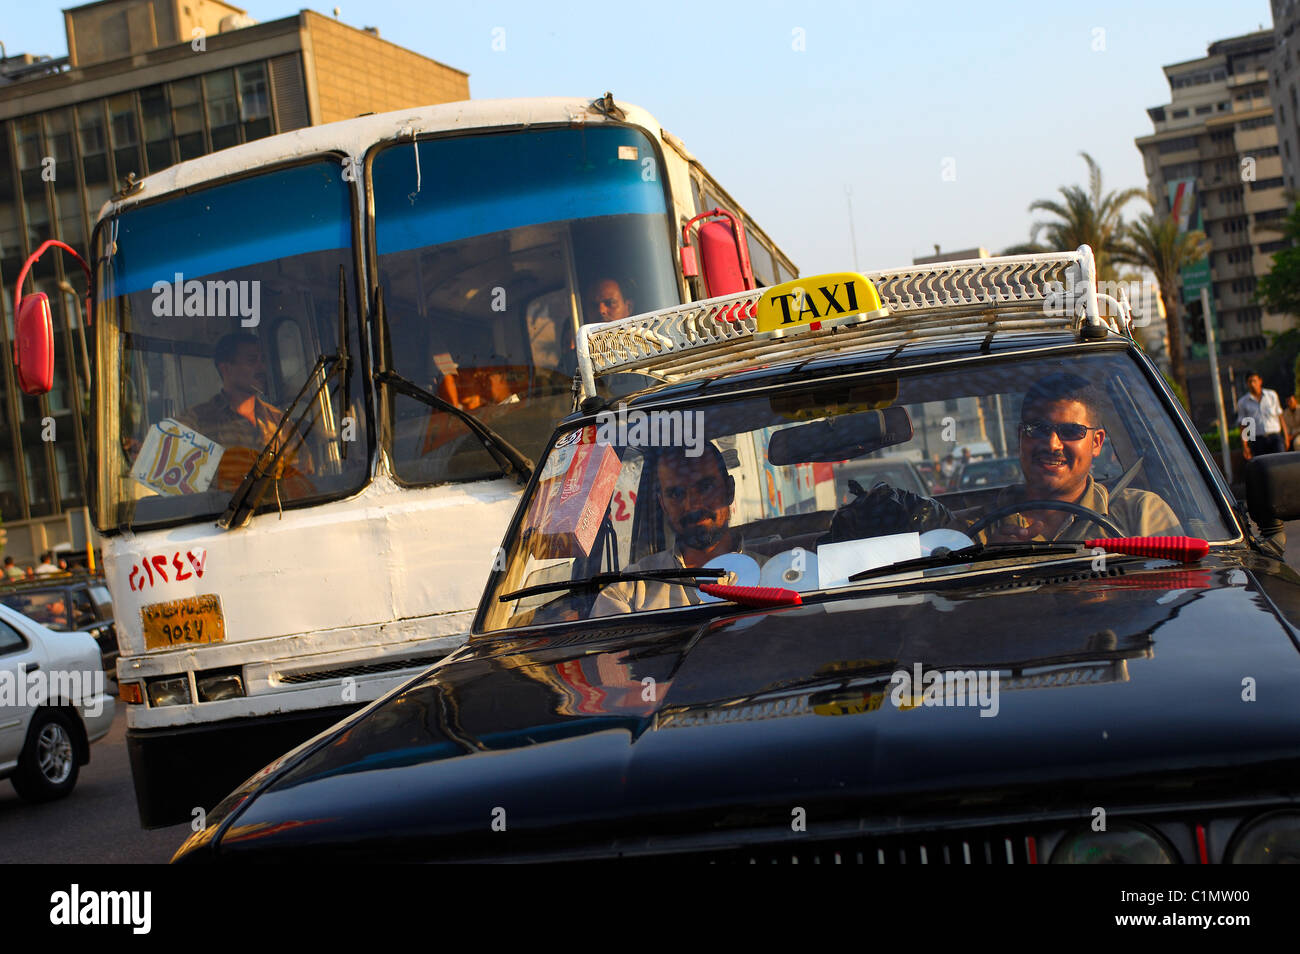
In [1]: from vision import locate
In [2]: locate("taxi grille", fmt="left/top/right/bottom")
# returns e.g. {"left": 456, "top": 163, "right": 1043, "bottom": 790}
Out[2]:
{"left": 698, "top": 830, "right": 1035, "bottom": 864}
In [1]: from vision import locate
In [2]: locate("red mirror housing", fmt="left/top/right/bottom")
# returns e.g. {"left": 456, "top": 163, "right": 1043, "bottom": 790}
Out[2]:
{"left": 698, "top": 220, "right": 748, "bottom": 297}
{"left": 15, "top": 292, "right": 55, "bottom": 395}
{"left": 681, "top": 208, "right": 756, "bottom": 299}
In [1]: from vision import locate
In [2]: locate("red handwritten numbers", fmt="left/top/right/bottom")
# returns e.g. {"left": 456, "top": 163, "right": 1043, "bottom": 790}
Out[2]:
{"left": 127, "top": 549, "right": 208, "bottom": 591}
{"left": 612, "top": 490, "right": 637, "bottom": 522}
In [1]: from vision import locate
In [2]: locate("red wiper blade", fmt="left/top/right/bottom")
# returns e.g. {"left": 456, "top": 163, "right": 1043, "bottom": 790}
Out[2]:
{"left": 698, "top": 583, "right": 802, "bottom": 608}
{"left": 1083, "top": 535, "right": 1210, "bottom": 562}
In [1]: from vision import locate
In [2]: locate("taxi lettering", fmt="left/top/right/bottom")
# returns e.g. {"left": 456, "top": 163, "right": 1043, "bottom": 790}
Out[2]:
{"left": 768, "top": 282, "right": 861, "bottom": 324}
{"left": 753, "top": 271, "right": 886, "bottom": 340}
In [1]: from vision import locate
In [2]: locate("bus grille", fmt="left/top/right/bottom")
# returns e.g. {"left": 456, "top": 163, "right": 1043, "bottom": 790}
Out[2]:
{"left": 277, "top": 654, "right": 446, "bottom": 685}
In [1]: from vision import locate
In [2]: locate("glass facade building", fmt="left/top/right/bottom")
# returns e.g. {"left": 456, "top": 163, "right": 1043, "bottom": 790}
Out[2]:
{"left": 0, "top": 2, "right": 469, "bottom": 561}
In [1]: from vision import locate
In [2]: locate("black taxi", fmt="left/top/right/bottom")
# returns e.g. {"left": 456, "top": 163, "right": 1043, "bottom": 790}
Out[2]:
{"left": 175, "top": 248, "right": 1300, "bottom": 863}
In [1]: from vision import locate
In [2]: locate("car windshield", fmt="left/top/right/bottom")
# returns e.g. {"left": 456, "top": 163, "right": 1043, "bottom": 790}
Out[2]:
{"left": 1, "top": 591, "right": 70, "bottom": 630}
{"left": 93, "top": 158, "right": 367, "bottom": 531}
{"left": 372, "top": 126, "right": 678, "bottom": 486}
{"left": 958, "top": 457, "right": 1022, "bottom": 489}
{"left": 481, "top": 349, "right": 1235, "bottom": 631}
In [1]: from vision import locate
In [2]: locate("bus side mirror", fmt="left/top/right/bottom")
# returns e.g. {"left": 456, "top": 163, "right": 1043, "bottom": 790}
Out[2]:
{"left": 682, "top": 208, "right": 756, "bottom": 299}
{"left": 698, "top": 220, "right": 747, "bottom": 297}
{"left": 15, "top": 292, "right": 55, "bottom": 396}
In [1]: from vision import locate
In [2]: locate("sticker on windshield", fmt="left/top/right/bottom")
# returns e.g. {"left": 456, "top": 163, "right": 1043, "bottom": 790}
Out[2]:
{"left": 526, "top": 436, "right": 620, "bottom": 557}
{"left": 131, "top": 419, "right": 224, "bottom": 495}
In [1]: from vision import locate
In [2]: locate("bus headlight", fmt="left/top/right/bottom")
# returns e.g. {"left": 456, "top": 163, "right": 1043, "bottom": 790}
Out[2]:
{"left": 1050, "top": 823, "right": 1176, "bottom": 864}
{"left": 196, "top": 671, "right": 244, "bottom": 702}
{"left": 146, "top": 676, "right": 192, "bottom": 707}
{"left": 1228, "top": 812, "right": 1300, "bottom": 863}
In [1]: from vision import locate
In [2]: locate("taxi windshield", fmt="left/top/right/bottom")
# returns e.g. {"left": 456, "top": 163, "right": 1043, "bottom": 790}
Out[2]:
{"left": 481, "top": 350, "right": 1234, "bottom": 631}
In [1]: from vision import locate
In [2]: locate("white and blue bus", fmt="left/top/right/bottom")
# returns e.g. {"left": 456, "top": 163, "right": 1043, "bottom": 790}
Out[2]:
{"left": 13, "top": 94, "right": 796, "bottom": 825}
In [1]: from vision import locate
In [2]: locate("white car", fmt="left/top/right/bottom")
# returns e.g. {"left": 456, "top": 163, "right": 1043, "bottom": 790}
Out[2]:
{"left": 0, "top": 602, "right": 115, "bottom": 802}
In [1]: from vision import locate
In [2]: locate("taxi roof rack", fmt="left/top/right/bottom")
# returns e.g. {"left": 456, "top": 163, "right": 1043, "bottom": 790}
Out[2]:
{"left": 576, "top": 245, "right": 1132, "bottom": 401}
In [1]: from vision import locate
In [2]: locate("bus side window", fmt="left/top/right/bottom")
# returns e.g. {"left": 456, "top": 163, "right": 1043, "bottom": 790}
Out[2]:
{"left": 691, "top": 177, "right": 705, "bottom": 215}
{"left": 744, "top": 221, "right": 775, "bottom": 286}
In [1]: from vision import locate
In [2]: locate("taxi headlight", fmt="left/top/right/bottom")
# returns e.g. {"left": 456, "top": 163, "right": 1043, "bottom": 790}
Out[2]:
{"left": 1228, "top": 812, "right": 1300, "bottom": 863}
{"left": 146, "top": 676, "right": 192, "bottom": 707}
{"left": 1050, "top": 823, "right": 1176, "bottom": 864}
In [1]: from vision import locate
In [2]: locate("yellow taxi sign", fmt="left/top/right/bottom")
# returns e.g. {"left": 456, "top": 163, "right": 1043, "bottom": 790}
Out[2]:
{"left": 754, "top": 272, "right": 887, "bottom": 340}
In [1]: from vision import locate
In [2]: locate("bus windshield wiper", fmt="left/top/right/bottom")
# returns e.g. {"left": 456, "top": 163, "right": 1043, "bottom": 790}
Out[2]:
{"left": 375, "top": 368, "right": 533, "bottom": 484}
{"left": 499, "top": 568, "right": 726, "bottom": 603}
{"left": 847, "top": 541, "right": 1087, "bottom": 582}
{"left": 219, "top": 267, "right": 352, "bottom": 530}
{"left": 218, "top": 354, "right": 345, "bottom": 529}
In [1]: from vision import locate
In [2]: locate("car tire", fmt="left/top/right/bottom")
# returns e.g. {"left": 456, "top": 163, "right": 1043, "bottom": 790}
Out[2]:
{"left": 11, "top": 709, "right": 81, "bottom": 803}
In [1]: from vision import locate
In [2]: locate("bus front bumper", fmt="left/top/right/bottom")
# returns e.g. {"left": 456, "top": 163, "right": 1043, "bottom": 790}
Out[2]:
{"left": 126, "top": 705, "right": 360, "bottom": 829}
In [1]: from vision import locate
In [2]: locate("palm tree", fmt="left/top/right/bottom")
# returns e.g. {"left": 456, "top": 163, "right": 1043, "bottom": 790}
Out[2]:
{"left": 1113, "top": 207, "right": 1210, "bottom": 395}
{"left": 1003, "top": 152, "right": 1145, "bottom": 281}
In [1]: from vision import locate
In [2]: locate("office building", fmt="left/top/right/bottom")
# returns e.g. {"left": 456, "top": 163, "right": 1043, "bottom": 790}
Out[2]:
{"left": 0, "top": 0, "right": 468, "bottom": 561}
{"left": 1136, "top": 29, "right": 1287, "bottom": 426}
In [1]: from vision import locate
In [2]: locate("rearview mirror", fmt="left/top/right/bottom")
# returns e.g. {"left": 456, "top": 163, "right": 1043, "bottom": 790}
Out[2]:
{"left": 767, "top": 406, "right": 913, "bottom": 465}
{"left": 15, "top": 292, "right": 55, "bottom": 396}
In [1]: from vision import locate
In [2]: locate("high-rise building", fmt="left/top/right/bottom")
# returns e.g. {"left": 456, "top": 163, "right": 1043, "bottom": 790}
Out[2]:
{"left": 1269, "top": 1, "right": 1300, "bottom": 189}
{"left": 1135, "top": 30, "right": 1286, "bottom": 426}
{"left": 0, "top": 1, "right": 468, "bottom": 561}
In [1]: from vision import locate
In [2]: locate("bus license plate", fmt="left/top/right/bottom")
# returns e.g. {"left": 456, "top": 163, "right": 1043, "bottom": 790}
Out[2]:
{"left": 141, "top": 594, "right": 226, "bottom": 650}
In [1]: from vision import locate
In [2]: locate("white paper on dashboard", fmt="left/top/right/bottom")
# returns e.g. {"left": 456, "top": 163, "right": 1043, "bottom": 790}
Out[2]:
{"left": 817, "top": 533, "right": 922, "bottom": 590}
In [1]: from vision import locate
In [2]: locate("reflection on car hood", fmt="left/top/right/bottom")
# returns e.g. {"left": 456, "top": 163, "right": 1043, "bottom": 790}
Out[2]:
{"left": 181, "top": 557, "right": 1300, "bottom": 860}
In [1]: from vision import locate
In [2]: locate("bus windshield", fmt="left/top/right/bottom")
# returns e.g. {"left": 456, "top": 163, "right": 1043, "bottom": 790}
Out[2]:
{"left": 372, "top": 125, "right": 679, "bottom": 486}
{"left": 94, "top": 158, "right": 367, "bottom": 532}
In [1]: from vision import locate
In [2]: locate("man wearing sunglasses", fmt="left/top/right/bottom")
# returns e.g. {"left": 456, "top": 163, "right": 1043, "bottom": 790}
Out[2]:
{"left": 979, "top": 373, "right": 1178, "bottom": 543}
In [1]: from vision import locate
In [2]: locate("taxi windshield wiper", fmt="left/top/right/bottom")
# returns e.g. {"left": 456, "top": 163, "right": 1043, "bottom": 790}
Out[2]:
{"left": 219, "top": 267, "right": 352, "bottom": 530}
{"left": 500, "top": 568, "right": 726, "bottom": 603}
{"left": 375, "top": 369, "right": 533, "bottom": 485}
{"left": 847, "top": 541, "right": 1086, "bottom": 582}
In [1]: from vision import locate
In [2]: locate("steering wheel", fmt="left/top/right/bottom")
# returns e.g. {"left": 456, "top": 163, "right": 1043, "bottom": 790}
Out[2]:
{"left": 966, "top": 499, "right": 1124, "bottom": 539}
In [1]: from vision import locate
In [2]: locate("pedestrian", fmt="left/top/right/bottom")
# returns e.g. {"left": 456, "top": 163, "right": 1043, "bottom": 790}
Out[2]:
{"left": 2, "top": 556, "right": 24, "bottom": 581}
{"left": 1236, "top": 372, "right": 1288, "bottom": 462}
{"left": 34, "top": 551, "right": 60, "bottom": 575}
{"left": 1284, "top": 395, "right": 1300, "bottom": 452}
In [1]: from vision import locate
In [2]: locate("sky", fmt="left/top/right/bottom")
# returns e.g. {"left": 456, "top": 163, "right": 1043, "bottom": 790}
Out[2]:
{"left": 3, "top": 0, "right": 1277, "bottom": 274}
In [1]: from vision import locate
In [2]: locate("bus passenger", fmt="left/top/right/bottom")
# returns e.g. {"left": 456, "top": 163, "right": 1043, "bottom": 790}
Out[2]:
{"left": 585, "top": 276, "right": 635, "bottom": 324}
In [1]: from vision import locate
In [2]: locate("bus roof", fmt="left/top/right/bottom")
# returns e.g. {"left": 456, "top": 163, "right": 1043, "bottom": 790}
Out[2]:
{"left": 96, "top": 96, "right": 666, "bottom": 220}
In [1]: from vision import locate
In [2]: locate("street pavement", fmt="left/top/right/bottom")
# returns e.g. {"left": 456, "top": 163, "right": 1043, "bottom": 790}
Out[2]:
{"left": 0, "top": 700, "right": 189, "bottom": 864}
{"left": 2, "top": 520, "right": 1299, "bottom": 865}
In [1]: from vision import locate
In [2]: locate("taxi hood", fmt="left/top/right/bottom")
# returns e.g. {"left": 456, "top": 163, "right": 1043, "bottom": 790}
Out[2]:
{"left": 177, "top": 557, "right": 1300, "bottom": 861}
